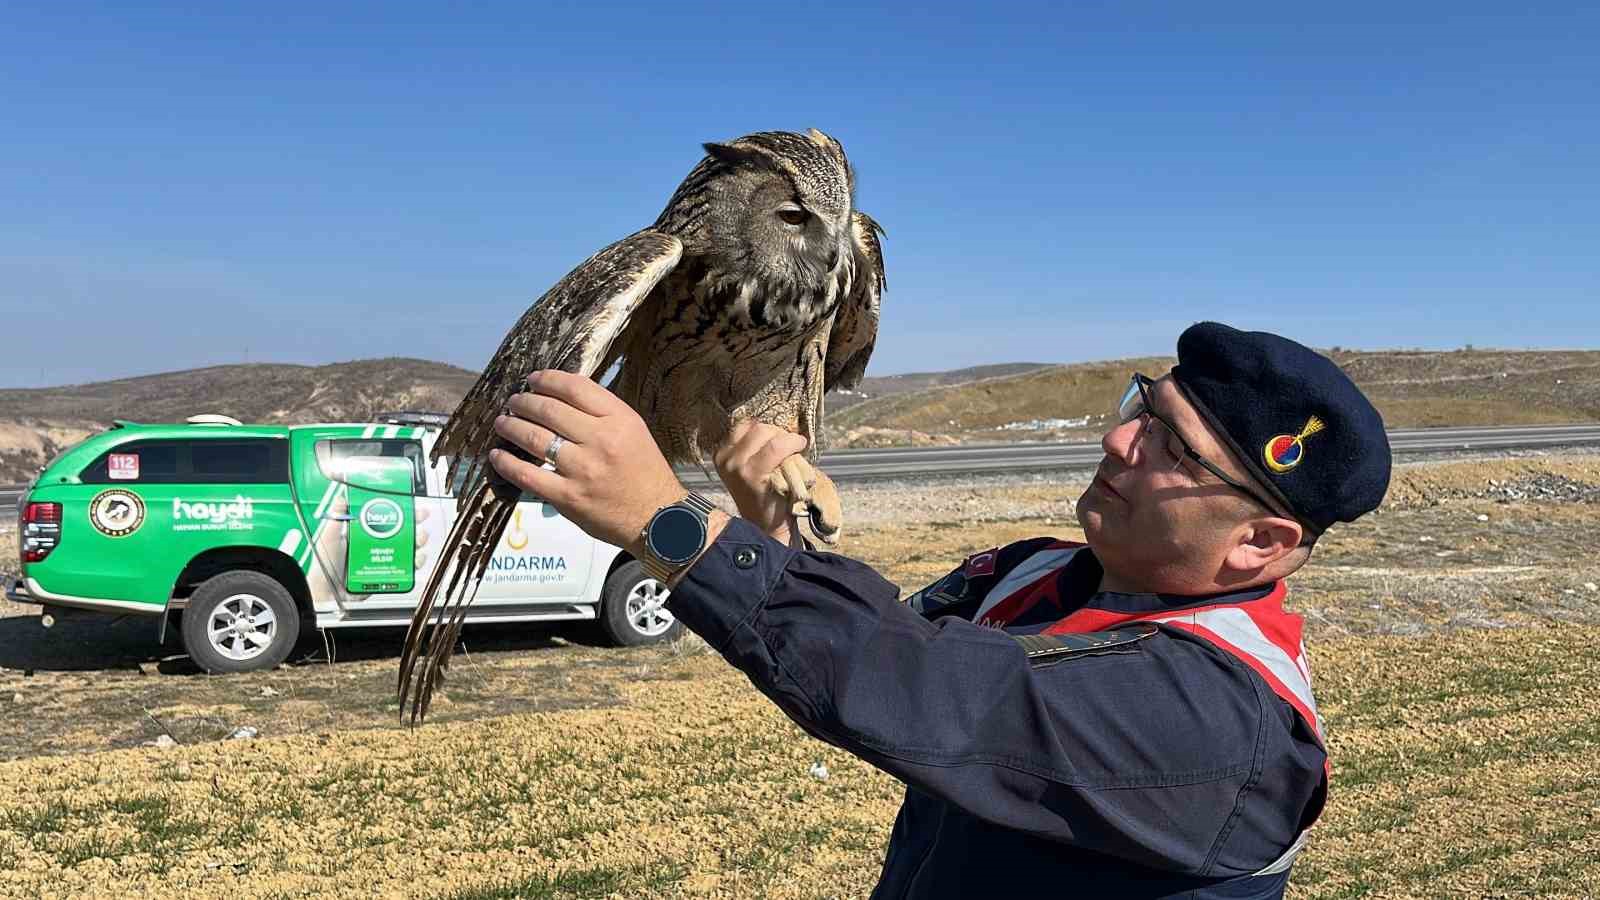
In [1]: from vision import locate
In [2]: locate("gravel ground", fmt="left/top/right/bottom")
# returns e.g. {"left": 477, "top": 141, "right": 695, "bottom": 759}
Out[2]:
{"left": 698, "top": 468, "right": 1094, "bottom": 529}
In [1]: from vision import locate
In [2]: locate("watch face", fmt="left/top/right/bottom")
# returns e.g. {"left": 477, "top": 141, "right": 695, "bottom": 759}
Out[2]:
{"left": 648, "top": 505, "right": 707, "bottom": 564}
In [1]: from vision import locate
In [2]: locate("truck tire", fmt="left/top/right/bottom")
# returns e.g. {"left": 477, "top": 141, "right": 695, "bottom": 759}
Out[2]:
{"left": 181, "top": 570, "right": 301, "bottom": 674}
{"left": 599, "top": 560, "right": 682, "bottom": 647}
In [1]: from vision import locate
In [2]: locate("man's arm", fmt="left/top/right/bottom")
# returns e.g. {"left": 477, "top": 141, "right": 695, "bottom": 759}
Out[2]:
{"left": 666, "top": 517, "right": 1325, "bottom": 877}
{"left": 483, "top": 376, "right": 1322, "bottom": 877}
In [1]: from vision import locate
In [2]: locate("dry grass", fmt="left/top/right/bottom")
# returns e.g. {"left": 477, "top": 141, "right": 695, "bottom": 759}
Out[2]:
{"left": 1295, "top": 627, "right": 1600, "bottom": 899}
{"left": 0, "top": 626, "right": 1596, "bottom": 899}
{"left": 0, "top": 655, "right": 902, "bottom": 899}
{"left": 3, "top": 456, "right": 1600, "bottom": 897}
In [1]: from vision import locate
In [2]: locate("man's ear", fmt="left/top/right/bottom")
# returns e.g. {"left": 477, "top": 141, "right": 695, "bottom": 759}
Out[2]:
{"left": 1223, "top": 516, "right": 1303, "bottom": 575}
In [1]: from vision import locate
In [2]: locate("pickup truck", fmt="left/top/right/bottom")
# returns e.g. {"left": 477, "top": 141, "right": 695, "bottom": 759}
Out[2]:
{"left": 5, "top": 412, "right": 678, "bottom": 672}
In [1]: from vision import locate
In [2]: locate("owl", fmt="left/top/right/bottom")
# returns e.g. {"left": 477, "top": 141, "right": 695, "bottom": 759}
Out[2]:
{"left": 397, "top": 129, "right": 885, "bottom": 721}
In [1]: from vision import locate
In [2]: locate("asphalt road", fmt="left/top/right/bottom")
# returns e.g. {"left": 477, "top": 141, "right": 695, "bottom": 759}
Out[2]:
{"left": 4, "top": 424, "right": 1600, "bottom": 519}
{"left": 679, "top": 423, "right": 1600, "bottom": 487}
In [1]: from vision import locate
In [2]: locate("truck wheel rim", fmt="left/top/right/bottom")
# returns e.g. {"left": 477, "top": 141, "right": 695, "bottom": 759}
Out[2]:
{"left": 207, "top": 593, "right": 278, "bottom": 662}
{"left": 625, "top": 578, "right": 675, "bottom": 637}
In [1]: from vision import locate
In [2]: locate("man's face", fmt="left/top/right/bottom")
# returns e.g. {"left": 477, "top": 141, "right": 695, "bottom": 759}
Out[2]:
{"left": 1076, "top": 375, "right": 1261, "bottom": 589}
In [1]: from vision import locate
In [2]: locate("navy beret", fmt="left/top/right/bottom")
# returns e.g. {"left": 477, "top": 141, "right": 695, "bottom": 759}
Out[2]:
{"left": 1171, "top": 322, "right": 1391, "bottom": 534}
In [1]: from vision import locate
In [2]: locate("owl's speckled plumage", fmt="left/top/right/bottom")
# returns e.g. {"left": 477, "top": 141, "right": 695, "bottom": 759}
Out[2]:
{"left": 398, "top": 129, "right": 885, "bottom": 722}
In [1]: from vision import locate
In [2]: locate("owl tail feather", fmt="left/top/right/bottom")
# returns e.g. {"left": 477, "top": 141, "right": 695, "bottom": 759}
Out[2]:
{"left": 397, "top": 470, "right": 518, "bottom": 724}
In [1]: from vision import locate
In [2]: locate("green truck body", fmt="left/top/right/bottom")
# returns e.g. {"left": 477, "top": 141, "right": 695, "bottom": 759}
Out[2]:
{"left": 7, "top": 416, "right": 679, "bottom": 672}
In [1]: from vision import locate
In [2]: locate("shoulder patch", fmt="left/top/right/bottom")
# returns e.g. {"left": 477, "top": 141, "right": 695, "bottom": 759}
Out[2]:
{"left": 1011, "top": 622, "right": 1160, "bottom": 668}
{"left": 964, "top": 548, "right": 998, "bottom": 577}
{"left": 904, "top": 568, "right": 969, "bottom": 614}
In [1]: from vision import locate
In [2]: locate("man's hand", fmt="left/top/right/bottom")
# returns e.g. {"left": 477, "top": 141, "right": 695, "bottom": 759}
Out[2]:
{"left": 489, "top": 370, "right": 686, "bottom": 554}
{"left": 713, "top": 420, "right": 807, "bottom": 546}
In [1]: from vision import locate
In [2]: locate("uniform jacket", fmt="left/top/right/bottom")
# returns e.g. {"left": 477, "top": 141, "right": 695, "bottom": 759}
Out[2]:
{"left": 666, "top": 518, "right": 1328, "bottom": 899}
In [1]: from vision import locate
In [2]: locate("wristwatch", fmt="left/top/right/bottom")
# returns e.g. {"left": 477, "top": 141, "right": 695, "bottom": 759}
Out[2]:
{"left": 637, "top": 492, "right": 718, "bottom": 582}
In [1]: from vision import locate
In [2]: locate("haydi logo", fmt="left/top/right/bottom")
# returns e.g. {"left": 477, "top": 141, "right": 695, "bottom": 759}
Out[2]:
{"left": 358, "top": 498, "right": 404, "bottom": 539}
{"left": 172, "top": 496, "right": 255, "bottom": 528}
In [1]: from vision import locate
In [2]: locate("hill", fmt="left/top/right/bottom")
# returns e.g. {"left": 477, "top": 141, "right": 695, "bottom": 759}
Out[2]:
{"left": 0, "top": 359, "right": 478, "bottom": 483}
{"left": 826, "top": 348, "right": 1600, "bottom": 447}
{"left": 826, "top": 363, "right": 1055, "bottom": 412}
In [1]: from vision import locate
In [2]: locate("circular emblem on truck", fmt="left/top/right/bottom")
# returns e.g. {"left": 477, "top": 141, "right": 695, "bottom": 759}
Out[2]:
{"left": 358, "top": 497, "right": 405, "bottom": 539}
{"left": 90, "top": 489, "right": 146, "bottom": 537}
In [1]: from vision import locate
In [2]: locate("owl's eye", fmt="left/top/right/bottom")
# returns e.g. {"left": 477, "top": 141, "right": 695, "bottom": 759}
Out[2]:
{"left": 776, "top": 205, "right": 809, "bottom": 226}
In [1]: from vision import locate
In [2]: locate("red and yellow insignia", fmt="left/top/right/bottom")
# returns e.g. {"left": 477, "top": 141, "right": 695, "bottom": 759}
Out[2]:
{"left": 1263, "top": 416, "right": 1326, "bottom": 474}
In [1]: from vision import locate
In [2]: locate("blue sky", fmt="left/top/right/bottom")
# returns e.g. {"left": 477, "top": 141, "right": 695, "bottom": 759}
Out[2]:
{"left": 1, "top": 3, "right": 1595, "bottom": 388}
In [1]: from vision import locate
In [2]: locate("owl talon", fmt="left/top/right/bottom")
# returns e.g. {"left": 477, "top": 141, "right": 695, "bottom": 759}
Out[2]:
{"left": 770, "top": 454, "right": 843, "bottom": 546}
{"left": 803, "top": 477, "right": 843, "bottom": 546}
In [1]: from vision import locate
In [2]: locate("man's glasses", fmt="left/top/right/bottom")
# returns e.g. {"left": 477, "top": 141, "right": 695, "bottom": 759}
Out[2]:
{"left": 1117, "top": 374, "right": 1294, "bottom": 524}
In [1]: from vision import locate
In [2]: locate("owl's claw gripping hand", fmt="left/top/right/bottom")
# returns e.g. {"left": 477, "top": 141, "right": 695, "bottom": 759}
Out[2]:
{"left": 713, "top": 420, "right": 845, "bottom": 547}
{"left": 770, "top": 455, "right": 842, "bottom": 546}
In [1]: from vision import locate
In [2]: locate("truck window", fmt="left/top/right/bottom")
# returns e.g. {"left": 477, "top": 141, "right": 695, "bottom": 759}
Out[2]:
{"left": 80, "top": 439, "right": 287, "bottom": 484}
{"left": 190, "top": 441, "right": 289, "bottom": 483}
{"left": 319, "top": 440, "right": 429, "bottom": 495}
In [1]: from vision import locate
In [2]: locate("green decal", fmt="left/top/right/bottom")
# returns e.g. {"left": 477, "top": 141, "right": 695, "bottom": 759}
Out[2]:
{"left": 342, "top": 457, "right": 416, "bottom": 594}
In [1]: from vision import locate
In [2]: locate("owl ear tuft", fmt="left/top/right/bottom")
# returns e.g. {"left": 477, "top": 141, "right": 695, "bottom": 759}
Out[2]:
{"left": 703, "top": 142, "right": 783, "bottom": 174}
{"left": 807, "top": 128, "right": 843, "bottom": 154}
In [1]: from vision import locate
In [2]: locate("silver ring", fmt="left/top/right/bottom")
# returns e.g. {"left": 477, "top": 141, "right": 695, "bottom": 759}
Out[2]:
{"left": 545, "top": 434, "right": 565, "bottom": 470}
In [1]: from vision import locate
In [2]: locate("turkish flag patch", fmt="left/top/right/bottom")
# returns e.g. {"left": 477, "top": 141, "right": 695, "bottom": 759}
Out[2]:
{"left": 964, "top": 548, "right": 999, "bottom": 577}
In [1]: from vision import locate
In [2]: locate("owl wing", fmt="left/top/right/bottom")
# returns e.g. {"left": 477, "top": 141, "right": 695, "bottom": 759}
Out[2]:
{"left": 824, "top": 211, "right": 886, "bottom": 392}
{"left": 399, "top": 229, "right": 682, "bottom": 723}
{"left": 432, "top": 229, "right": 684, "bottom": 488}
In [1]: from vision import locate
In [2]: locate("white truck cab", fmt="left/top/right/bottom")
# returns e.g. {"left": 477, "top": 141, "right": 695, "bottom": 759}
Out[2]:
{"left": 298, "top": 414, "right": 682, "bottom": 655}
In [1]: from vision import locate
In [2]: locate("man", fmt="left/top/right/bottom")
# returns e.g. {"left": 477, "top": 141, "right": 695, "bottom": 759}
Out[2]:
{"left": 486, "top": 321, "right": 1391, "bottom": 899}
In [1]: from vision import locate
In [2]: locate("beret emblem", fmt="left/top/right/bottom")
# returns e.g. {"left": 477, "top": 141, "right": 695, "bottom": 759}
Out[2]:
{"left": 1263, "top": 415, "right": 1326, "bottom": 474}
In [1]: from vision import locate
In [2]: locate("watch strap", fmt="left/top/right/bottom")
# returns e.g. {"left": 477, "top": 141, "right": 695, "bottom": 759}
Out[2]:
{"left": 638, "top": 492, "right": 717, "bottom": 582}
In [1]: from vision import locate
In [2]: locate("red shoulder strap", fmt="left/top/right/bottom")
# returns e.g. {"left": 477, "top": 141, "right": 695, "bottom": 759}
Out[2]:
{"left": 1046, "top": 583, "right": 1325, "bottom": 746}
